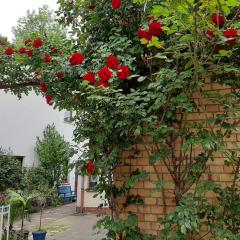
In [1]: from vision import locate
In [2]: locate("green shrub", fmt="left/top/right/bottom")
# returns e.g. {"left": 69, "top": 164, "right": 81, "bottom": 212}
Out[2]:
{"left": 0, "top": 148, "right": 22, "bottom": 191}
{"left": 21, "top": 167, "right": 49, "bottom": 194}
{"left": 36, "top": 124, "right": 75, "bottom": 188}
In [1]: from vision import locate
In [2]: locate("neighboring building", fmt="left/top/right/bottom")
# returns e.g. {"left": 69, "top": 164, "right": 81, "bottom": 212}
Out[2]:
{"left": 0, "top": 90, "right": 105, "bottom": 212}
{"left": 0, "top": 90, "right": 76, "bottom": 189}
{"left": 76, "top": 175, "right": 109, "bottom": 214}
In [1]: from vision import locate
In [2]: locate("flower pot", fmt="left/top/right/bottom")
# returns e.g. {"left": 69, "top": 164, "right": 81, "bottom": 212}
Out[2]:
{"left": 32, "top": 231, "right": 47, "bottom": 240}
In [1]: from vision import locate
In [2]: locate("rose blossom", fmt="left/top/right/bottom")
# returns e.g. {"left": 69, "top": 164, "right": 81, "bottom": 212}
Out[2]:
{"left": 25, "top": 39, "right": 32, "bottom": 45}
{"left": 86, "top": 162, "right": 95, "bottom": 174}
{"left": 117, "top": 66, "right": 131, "bottom": 80}
{"left": 223, "top": 29, "right": 238, "bottom": 45}
{"left": 83, "top": 72, "right": 96, "bottom": 85}
{"left": 56, "top": 72, "right": 64, "bottom": 79}
{"left": 40, "top": 83, "right": 47, "bottom": 93}
{"left": 19, "top": 47, "right": 27, "bottom": 54}
{"left": 33, "top": 38, "right": 43, "bottom": 48}
{"left": 106, "top": 55, "right": 120, "bottom": 70}
{"left": 112, "top": 0, "right": 121, "bottom": 9}
{"left": 69, "top": 52, "right": 85, "bottom": 65}
{"left": 26, "top": 49, "right": 33, "bottom": 57}
{"left": 5, "top": 48, "right": 14, "bottom": 55}
{"left": 98, "top": 67, "right": 112, "bottom": 82}
{"left": 46, "top": 95, "right": 53, "bottom": 105}
{"left": 137, "top": 29, "right": 152, "bottom": 41}
{"left": 97, "top": 80, "right": 110, "bottom": 88}
{"left": 211, "top": 13, "right": 225, "bottom": 28}
{"left": 214, "top": 44, "right": 224, "bottom": 53}
{"left": 148, "top": 16, "right": 155, "bottom": 21}
{"left": 205, "top": 30, "right": 216, "bottom": 39}
{"left": 149, "top": 21, "right": 163, "bottom": 36}
{"left": 44, "top": 55, "right": 52, "bottom": 62}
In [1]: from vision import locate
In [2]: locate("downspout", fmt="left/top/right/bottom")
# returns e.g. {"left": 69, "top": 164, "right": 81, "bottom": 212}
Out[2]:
{"left": 80, "top": 175, "right": 85, "bottom": 214}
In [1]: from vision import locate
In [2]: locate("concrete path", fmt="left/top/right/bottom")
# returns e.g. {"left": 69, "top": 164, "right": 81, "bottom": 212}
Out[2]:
{"left": 15, "top": 203, "right": 106, "bottom": 240}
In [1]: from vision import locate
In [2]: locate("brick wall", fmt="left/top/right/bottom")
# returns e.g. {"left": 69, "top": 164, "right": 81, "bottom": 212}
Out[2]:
{"left": 114, "top": 82, "right": 237, "bottom": 238}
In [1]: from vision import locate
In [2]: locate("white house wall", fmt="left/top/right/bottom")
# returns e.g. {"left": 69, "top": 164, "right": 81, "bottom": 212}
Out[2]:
{"left": 0, "top": 90, "right": 76, "bottom": 189}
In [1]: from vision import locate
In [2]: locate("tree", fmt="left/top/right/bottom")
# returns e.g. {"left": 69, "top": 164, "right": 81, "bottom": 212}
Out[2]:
{"left": 0, "top": 35, "right": 10, "bottom": 48}
{"left": 36, "top": 124, "right": 74, "bottom": 187}
{"left": 12, "top": 5, "right": 67, "bottom": 48}
{"left": 0, "top": 148, "right": 22, "bottom": 192}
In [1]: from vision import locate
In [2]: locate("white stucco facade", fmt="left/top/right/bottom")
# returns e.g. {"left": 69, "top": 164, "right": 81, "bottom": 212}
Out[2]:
{"left": 0, "top": 90, "right": 103, "bottom": 211}
{"left": 0, "top": 90, "right": 77, "bottom": 189}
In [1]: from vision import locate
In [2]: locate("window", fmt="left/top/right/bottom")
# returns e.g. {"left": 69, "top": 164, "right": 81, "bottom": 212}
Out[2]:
{"left": 64, "top": 111, "right": 74, "bottom": 123}
{"left": 15, "top": 156, "right": 24, "bottom": 167}
{"left": 88, "top": 176, "right": 99, "bottom": 191}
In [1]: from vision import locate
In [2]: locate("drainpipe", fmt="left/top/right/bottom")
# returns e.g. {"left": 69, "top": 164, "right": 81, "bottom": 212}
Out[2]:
{"left": 80, "top": 175, "right": 85, "bottom": 214}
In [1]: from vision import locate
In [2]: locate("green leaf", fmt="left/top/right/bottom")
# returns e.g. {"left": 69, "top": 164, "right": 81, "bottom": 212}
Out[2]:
{"left": 180, "top": 34, "right": 194, "bottom": 43}
{"left": 219, "top": 50, "right": 230, "bottom": 56}
{"left": 177, "top": 5, "right": 189, "bottom": 14}
{"left": 137, "top": 76, "right": 146, "bottom": 82}
{"left": 152, "top": 5, "right": 170, "bottom": 17}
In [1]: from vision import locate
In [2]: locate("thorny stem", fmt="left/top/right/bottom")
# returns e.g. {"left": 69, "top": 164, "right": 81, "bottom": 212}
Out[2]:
{"left": 143, "top": 143, "right": 167, "bottom": 216}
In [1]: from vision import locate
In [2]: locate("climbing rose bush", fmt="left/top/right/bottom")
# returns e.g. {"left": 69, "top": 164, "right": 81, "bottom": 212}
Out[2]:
{"left": 0, "top": 1, "right": 239, "bottom": 239}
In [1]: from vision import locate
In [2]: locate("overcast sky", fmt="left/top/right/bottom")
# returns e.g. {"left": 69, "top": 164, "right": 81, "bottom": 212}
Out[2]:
{"left": 0, "top": 0, "right": 58, "bottom": 41}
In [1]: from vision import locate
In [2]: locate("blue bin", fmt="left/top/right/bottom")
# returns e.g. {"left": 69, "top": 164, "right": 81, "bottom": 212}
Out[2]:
{"left": 58, "top": 184, "right": 76, "bottom": 202}
{"left": 32, "top": 232, "right": 47, "bottom": 240}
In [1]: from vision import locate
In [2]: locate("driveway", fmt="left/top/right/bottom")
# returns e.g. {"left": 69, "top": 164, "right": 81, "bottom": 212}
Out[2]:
{"left": 15, "top": 203, "right": 106, "bottom": 240}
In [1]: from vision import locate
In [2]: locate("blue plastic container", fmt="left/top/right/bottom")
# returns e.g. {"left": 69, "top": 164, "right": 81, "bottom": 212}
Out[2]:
{"left": 32, "top": 232, "right": 47, "bottom": 240}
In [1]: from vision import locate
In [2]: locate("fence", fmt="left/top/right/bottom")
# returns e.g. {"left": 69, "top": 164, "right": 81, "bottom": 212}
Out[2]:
{"left": 0, "top": 205, "right": 10, "bottom": 240}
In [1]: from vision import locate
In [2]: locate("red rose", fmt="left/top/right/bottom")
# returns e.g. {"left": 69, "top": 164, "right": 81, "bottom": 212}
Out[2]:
{"left": 214, "top": 44, "right": 224, "bottom": 53}
{"left": 83, "top": 72, "right": 96, "bottom": 85}
{"left": 112, "top": 0, "right": 121, "bottom": 9}
{"left": 5, "top": 48, "right": 14, "bottom": 55}
{"left": 149, "top": 21, "right": 163, "bottom": 36}
{"left": 137, "top": 29, "right": 152, "bottom": 41}
{"left": 223, "top": 29, "right": 238, "bottom": 45}
{"left": 106, "top": 55, "right": 120, "bottom": 70}
{"left": 25, "top": 39, "right": 32, "bottom": 46}
{"left": 148, "top": 15, "right": 155, "bottom": 21}
{"left": 205, "top": 30, "right": 216, "bottom": 39}
{"left": 211, "top": 13, "right": 225, "bottom": 28}
{"left": 33, "top": 38, "right": 43, "bottom": 48}
{"left": 56, "top": 72, "right": 64, "bottom": 79}
{"left": 19, "top": 47, "right": 27, "bottom": 54}
{"left": 44, "top": 55, "right": 52, "bottom": 62}
{"left": 26, "top": 49, "right": 33, "bottom": 57}
{"left": 46, "top": 95, "right": 53, "bottom": 105}
{"left": 40, "top": 83, "right": 47, "bottom": 92}
{"left": 97, "top": 80, "right": 110, "bottom": 88}
{"left": 69, "top": 52, "right": 84, "bottom": 65}
{"left": 98, "top": 67, "right": 112, "bottom": 82}
{"left": 117, "top": 66, "right": 130, "bottom": 80}
{"left": 50, "top": 47, "right": 57, "bottom": 53}
{"left": 86, "top": 162, "right": 95, "bottom": 175}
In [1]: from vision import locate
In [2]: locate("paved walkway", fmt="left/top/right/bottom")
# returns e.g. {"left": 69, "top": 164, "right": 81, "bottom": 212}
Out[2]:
{"left": 15, "top": 203, "right": 106, "bottom": 240}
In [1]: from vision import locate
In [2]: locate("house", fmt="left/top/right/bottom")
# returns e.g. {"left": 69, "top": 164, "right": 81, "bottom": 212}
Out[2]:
{"left": 0, "top": 90, "right": 105, "bottom": 213}
{"left": 0, "top": 90, "right": 77, "bottom": 190}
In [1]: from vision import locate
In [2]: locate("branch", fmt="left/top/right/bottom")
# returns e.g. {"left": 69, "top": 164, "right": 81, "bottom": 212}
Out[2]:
{"left": 0, "top": 80, "right": 39, "bottom": 90}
